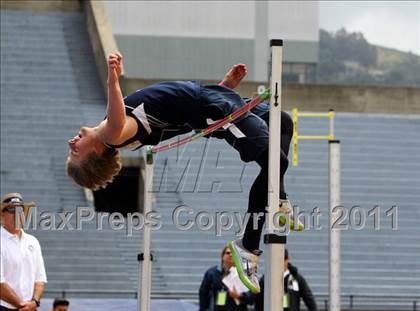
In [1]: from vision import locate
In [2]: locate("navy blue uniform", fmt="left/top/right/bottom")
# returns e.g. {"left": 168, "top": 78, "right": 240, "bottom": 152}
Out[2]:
{"left": 105, "top": 81, "right": 293, "bottom": 252}
{"left": 105, "top": 81, "right": 269, "bottom": 162}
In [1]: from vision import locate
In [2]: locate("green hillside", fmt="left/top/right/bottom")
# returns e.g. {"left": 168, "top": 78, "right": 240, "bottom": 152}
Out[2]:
{"left": 317, "top": 28, "right": 420, "bottom": 86}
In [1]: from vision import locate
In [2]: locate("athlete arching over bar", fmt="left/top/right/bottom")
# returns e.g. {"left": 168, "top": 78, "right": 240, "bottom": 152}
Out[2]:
{"left": 66, "top": 52, "right": 301, "bottom": 293}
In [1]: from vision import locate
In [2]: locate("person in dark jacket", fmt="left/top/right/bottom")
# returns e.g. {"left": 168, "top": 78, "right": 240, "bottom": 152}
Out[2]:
{"left": 199, "top": 246, "right": 247, "bottom": 311}
{"left": 229, "top": 249, "right": 317, "bottom": 311}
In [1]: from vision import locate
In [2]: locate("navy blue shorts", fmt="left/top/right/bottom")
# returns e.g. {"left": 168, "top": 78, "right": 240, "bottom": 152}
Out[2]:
{"left": 222, "top": 112, "right": 269, "bottom": 162}
{"left": 192, "top": 86, "right": 270, "bottom": 163}
{"left": 189, "top": 85, "right": 249, "bottom": 129}
{"left": 192, "top": 86, "right": 293, "bottom": 163}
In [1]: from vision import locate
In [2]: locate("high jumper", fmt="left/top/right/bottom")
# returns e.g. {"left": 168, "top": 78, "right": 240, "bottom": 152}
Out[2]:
{"left": 66, "top": 52, "right": 301, "bottom": 293}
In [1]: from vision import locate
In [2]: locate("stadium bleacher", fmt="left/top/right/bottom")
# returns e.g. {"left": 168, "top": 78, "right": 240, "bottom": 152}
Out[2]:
{"left": 1, "top": 8, "right": 419, "bottom": 311}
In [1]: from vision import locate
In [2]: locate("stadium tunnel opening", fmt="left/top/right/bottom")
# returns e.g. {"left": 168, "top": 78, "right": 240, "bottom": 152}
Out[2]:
{"left": 93, "top": 164, "right": 144, "bottom": 217}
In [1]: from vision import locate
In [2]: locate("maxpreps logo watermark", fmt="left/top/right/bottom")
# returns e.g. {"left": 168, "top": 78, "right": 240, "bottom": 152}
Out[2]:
{"left": 15, "top": 206, "right": 161, "bottom": 237}
{"left": 15, "top": 204, "right": 398, "bottom": 237}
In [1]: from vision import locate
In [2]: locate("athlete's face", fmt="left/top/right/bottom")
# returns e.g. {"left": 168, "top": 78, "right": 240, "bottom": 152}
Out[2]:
{"left": 67, "top": 127, "right": 98, "bottom": 164}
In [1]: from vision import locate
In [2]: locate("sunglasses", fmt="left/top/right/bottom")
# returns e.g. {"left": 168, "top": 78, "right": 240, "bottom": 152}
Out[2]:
{"left": 2, "top": 207, "right": 22, "bottom": 214}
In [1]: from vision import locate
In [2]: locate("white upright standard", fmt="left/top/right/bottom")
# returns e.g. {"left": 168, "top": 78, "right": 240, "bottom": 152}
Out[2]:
{"left": 264, "top": 39, "right": 286, "bottom": 311}
{"left": 329, "top": 140, "right": 341, "bottom": 311}
{"left": 138, "top": 149, "right": 154, "bottom": 311}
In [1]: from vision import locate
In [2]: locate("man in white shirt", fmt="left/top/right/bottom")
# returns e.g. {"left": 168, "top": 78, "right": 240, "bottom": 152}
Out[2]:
{"left": 0, "top": 193, "right": 47, "bottom": 311}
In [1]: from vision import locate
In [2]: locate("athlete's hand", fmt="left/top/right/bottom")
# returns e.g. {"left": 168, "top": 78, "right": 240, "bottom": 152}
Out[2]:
{"left": 108, "top": 52, "right": 123, "bottom": 83}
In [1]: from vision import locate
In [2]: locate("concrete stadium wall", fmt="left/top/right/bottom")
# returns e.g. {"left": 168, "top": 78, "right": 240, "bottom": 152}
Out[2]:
{"left": 84, "top": 0, "right": 122, "bottom": 93}
{"left": 0, "top": 0, "right": 80, "bottom": 11}
{"left": 283, "top": 83, "right": 420, "bottom": 114}
{"left": 83, "top": 1, "right": 420, "bottom": 115}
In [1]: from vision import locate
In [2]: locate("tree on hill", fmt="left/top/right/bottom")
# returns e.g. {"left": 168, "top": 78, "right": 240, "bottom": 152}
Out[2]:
{"left": 317, "top": 28, "right": 420, "bottom": 86}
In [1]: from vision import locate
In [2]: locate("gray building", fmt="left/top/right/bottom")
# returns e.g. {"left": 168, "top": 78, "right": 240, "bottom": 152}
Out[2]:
{"left": 104, "top": 1, "right": 319, "bottom": 83}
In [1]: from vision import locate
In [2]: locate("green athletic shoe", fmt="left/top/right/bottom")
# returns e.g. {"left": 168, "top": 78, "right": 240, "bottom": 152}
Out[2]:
{"left": 229, "top": 239, "right": 262, "bottom": 294}
{"left": 278, "top": 199, "right": 304, "bottom": 231}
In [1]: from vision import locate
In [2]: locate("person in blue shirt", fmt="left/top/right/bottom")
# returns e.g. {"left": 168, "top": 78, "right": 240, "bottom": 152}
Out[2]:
{"left": 66, "top": 53, "right": 298, "bottom": 293}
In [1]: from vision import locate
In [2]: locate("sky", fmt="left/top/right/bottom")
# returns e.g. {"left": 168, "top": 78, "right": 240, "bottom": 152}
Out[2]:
{"left": 319, "top": 1, "right": 420, "bottom": 55}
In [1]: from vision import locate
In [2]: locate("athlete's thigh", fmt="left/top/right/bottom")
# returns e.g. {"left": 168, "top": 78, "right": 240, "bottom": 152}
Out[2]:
{"left": 223, "top": 113, "right": 269, "bottom": 162}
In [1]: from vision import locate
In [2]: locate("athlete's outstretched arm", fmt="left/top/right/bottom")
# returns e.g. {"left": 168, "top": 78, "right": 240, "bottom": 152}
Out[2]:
{"left": 219, "top": 63, "right": 247, "bottom": 89}
{"left": 99, "top": 52, "right": 126, "bottom": 143}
